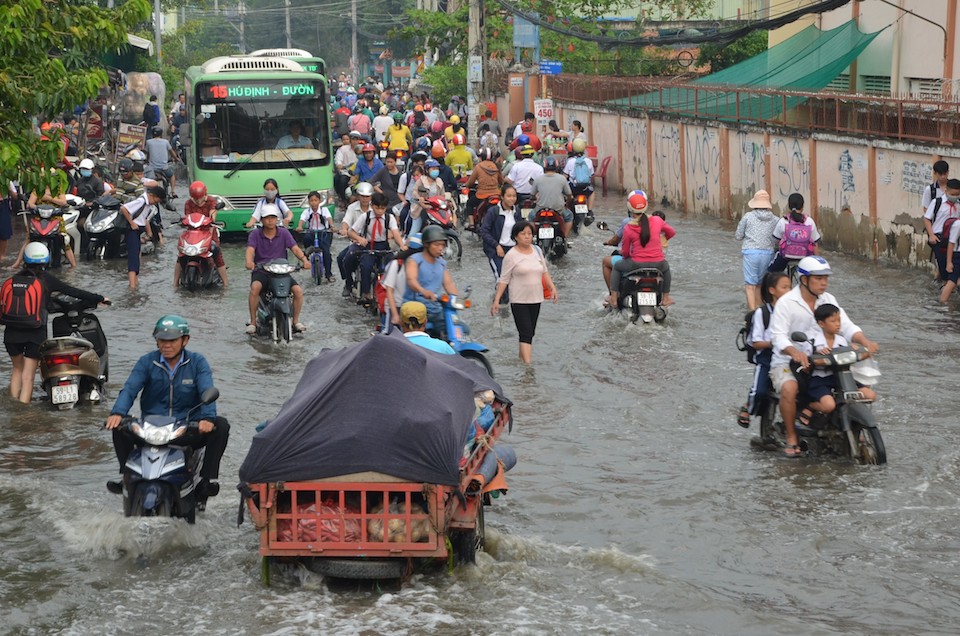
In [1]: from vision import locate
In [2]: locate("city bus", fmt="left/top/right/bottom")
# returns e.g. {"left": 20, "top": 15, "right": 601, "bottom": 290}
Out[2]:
{"left": 183, "top": 55, "right": 333, "bottom": 235}
{"left": 249, "top": 48, "right": 326, "bottom": 77}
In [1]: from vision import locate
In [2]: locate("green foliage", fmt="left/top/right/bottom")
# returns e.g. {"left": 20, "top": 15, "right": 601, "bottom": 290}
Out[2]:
{"left": 418, "top": 64, "right": 467, "bottom": 108}
{"left": 0, "top": 0, "right": 151, "bottom": 196}
{"left": 697, "top": 30, "right": 768, "bottom": 73}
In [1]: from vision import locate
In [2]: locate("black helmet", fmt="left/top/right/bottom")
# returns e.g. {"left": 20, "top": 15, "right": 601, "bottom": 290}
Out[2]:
{"left": 152, "top": 126, "right": 163, "bottom": 138}
{"left": 421, "top": 225, "right": 446, "bottom": 245}
{"left": 118, "top": 157, "right": 134, "bottom": 173}
{"left": 544, "top": 156, "right": 559, "bottom": 172}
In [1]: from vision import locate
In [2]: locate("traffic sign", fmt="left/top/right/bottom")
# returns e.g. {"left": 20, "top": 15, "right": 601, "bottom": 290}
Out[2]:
{"left": 534, "top": 99, "right": 554, "bottom": 125}
{"left": 539, "top": 60, "right": 562, "bottom": 76}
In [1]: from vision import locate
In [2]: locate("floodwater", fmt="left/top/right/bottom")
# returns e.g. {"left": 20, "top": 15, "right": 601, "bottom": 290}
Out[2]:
{"left": 1, "top": 199, "right": 959, "bottom": 636}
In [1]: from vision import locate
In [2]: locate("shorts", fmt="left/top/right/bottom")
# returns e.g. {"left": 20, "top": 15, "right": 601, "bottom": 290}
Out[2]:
{"left": 5, "top": 340, "right": 42, "bottom": 360}
{"left": 559, "top": 207, "right": 573, "bottom": 223}
{"left": 251, "top": 269, "right": 300, "bottom": 288}
{"left": 769, "top": 364, "right": 798, "bottom": 393}
{"left": 742, "top": 249, "right": 775, "bottom": 285}
{"left": 807, "top": 374, "right": 837, "bottom": 402}
{"left": 611, "top": 254, "right": 622, "bottom": 266}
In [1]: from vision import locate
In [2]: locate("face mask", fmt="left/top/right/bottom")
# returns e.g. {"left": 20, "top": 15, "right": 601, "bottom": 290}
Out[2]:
{"left": 80, "top": 169, "right": 92, "bottom": 178}
{"left": 429, "top": 169, "right": 440, "bottom": 178}
{"left": 948, "top": 195, "right": 960, "bottom": 204}
{"left": 264, "top": 190, "right": 277, "bottom": 200}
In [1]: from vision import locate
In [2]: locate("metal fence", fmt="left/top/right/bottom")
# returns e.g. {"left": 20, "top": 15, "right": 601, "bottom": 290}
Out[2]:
{"left": 548, "top": 74, "right": 960, "bottom": 146}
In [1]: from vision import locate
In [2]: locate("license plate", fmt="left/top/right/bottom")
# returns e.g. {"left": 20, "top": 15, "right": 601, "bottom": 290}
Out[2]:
{"left": 52, "top": 383, "right": 79, "bottom": 405}
{"left": 379, "top": 150, "right": 387, "bottom": 159}
{"left": 538, "top": 226, "right": 554, "bottom": 239}
{"left": 575, "top": 204, "right": 588, "bottom": 215}
{"left": 636, "top": 292, "right": 657, "bottom": 306}
{"left": 459, "top": 194, "right": 468, "bottom": 204}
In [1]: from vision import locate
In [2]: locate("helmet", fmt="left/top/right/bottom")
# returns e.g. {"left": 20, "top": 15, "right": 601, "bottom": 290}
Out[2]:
{"left": 430, "top": 120, "right": 444, "bottom": 134}
{"left": 516, "top": 134, "right": 530, "bottom": 147}
{"left": 188, "top": 181, "right": 207, "bottom": 201}
{"left": 431, "top": 141, "right": 446, "bottom": 159}
{"left": 380, "top": 105, "right": 389, "bottom": 115}
{"left": 406, "top": 232, "right": 423, "bottom": 250}
{"left": 411, "top": 151, "right": 428, "bottom": 163}
{"left": 572, "top": 138, "right": 587, "bottom": 153}
{"left": 520, "top": 145, "right": 535, "bottom": 157}
{"left": 478, "top": 147, "right": 493, "bottom": 161}
{"left": 424, "top": 102, "right": 432, "bottom": 111}
{"left": 392, "top": 111, "right": 403, "bottom": 122}
{"left": 416, "top": 137, "right": 431, "bottom": 151}
{"left": 414, "top": 104, "right": 424, "bottom": 112}
{"left": 421, "top": 225, "right": 446, "bottom": 245}
{"left": 425, "top": 158, "right": 440, "bottom": 168}
{"left": 349, "top": 130, "right": 362, "bottom": 139}
{"left": 355, "top": 182, "right": 374, "bottom": 197}
{"left": 521, "top": 121, "right": 533, "bottom": 132}
{"left": 131, "top": 160, "right": 145, "bottom": 173}
{"left": 23, "top": 242, "right": 50, "bottom": 265}
{"left": 544, "top": 156, "right": 559, "bottom": 172}
{"left": 452, "top": 133, "right": 465, "bottom": 146}
{"left": 127, "top": 149, "right": 146, "bottom": 161}
{"left": 78, "top": 158, "right": 95, "bottom": 170}
{"left": 449, "top": 115, "right": 460, "bottom": 125}
{"left": 152, "top": 126, "right": 163, "bottom": 137}
{"left": 259, "top": 203, "right": 282, "bottom": 219}
{"left": 153, "top": 314, "right": 190, "bottom": 341}
{"left": 362, "top": 143, "right": 376, "bottom": 153}
{"left": 627, "top": 190, "right": 648, "bottom": 213}
{"left": 797, "top": 256, "right": 832, "bottom": 277}
{"left": 118, "top": 157, "right": 134, "bottom": 173}
{"left": 354, "top": 105, "right": 363, "bottom": 114}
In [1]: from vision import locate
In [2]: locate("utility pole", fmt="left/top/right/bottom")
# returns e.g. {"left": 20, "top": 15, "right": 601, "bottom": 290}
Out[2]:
{"left": 466, "top": 0, "right": 485, "bottom": 143}
{"left": 154, "top": 0, "right": 162, "bottom": 63}
{"left": 351, "top": 0, "right": 359, "bottom": 83}
{"left": 239, "top": 0, "right": 246, "bottom": 54}
{"left": 285, "top": 0, "right": 292, "bottom": 49}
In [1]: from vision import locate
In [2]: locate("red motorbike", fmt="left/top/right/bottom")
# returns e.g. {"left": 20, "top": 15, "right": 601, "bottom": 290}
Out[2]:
{"left": 177, "top": 212, "right": 223, "bottom": 291}
{"left": 422, "top": 195, "right": 462, "bottom": 261}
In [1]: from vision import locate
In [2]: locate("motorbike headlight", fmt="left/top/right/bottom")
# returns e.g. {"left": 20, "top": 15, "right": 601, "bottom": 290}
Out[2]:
{"left": 132, "top": 422, "right": 184, "bottom": 446}
{"left": 264, "top": 262, "right": 295, "bottom": 274}
{"left": 182, "top": 244, "right": 202, "bottom": 256}
{"left": 87, "top": 219, "right": 111, "bottom": 233}
{"left": 833, "top": 350, "right": 858, "bottom": 366}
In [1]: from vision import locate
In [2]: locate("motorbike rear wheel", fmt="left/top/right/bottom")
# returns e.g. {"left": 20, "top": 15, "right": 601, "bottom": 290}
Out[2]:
{"left": 460, "top": 350, "right": 494, "bottom": 378}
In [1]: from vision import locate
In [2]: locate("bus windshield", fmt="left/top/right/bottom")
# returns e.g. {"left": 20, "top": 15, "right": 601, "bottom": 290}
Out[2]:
{"left": 195, "top": 78, "right": 330, "bottom": 170}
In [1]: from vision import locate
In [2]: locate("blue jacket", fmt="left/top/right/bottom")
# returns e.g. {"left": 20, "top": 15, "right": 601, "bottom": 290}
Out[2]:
{"left": 353, "top": 157, "right": 384, "bottom": 183}
{"left": 479, "top": 205, "right": 523, "bottom": 259}
{"left": 111, "top": 349, "right": 217, "bottom": 421}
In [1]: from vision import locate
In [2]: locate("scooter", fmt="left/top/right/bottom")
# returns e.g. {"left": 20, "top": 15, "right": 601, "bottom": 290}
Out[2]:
{"left": 107, "top": 388, "right": 220, "bottom": 524}
{"left": 39, "top": 294, "right": 110, "bottom": 409}
{"left": 531, "top": 207, "right": 568, "bottom": 262}
{"left": 752, "top": 332, "right": 885, "bottom": 464}
{"left": 84, "top": 195, "right": 127, "bottom": 260}
{"left": 422, "top": 195, "right": 462, "bottom": 261}
{"left": 22, "top": 203, "right": 78, "bottom": 269}
{"left": 618, "top": 268, "right": 668, "bottom": 324}
{"left": 253, "top": 259, "right": 300, "bottom": 343}
{"left": 176, "top": 212, "right": 224, "bottom": 291}
{"left": 568, "top": 189, "right": 595, "bottom": 235}
{"left": 426, "top": 287, "right": 494, "bottom": 377}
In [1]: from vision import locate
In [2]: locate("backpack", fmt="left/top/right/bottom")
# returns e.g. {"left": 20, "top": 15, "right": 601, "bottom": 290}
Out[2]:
{"left": 779, "top": 217, "right": 812, "bottom": 259}
{"left": 939, "top": 215, "right": 958, "bottom": 254}
{"left": 0, "top": 271, "right": 46, "bottom": 329}
{"left": 735, "top": 304, "right": 771, "bottom": 364}
{"left": 573, "top": 156, "right": 591, "bottom": 186}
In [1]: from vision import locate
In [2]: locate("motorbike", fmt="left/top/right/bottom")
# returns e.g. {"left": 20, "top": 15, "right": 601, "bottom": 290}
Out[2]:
{"left": 422, "top": 195, "right": 463, "bottom": 261}
{"left": 84, "top": 195, "right": 127, "bottom": 260}
{"left": 21, "top": 201, "right": 80, "bottom": 269}
{"left": 568, "top": 188, "right": 595, "bottom": 235}
{"left": 253, "top": 259, "right": 300, "bottom": 343}
{"left": 531, "top": 207, "right": 568, "bottom": 262}
{"left": 39, "top": 293, "right": 110, "bottom": 410}
{"left": 176, "top": 212, "right": 224, "bottom": 291}
{"left": 617, "top": 267, "right": 668, "bottom": 324}
{"left": 753, "top": 331, "right": 885, "bottom": 464}
{"left": 107, "top": 388, "right": 220, "bottom": 523}
{"left": 426, "top": 287, "right": 494, "bottom": 377}
{"left": 378, "top": 140, "right": 390, "bottom": 160}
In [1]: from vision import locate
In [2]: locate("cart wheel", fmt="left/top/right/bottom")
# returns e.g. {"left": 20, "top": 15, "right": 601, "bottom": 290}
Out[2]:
{"left": 261, "top": 556, "right": 272, "bottom": 586}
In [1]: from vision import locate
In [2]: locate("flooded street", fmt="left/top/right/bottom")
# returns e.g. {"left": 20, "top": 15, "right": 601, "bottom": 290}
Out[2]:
{"left": 2, "top": 200, "right": 960, "bottom": 635}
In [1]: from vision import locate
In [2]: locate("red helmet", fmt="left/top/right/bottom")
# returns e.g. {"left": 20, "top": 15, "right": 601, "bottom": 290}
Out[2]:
{"left": 362, "top": 143, "right": 376, "bottom": 153}
{"left": 430, "top": 120, "right": 444, "bottom": 133}
{"left": 627, "top": 190, "right": 648, "bottom": 213}
{"left": 188, "top": 181, "right": 207, "bottom": 201}
{"left": 424, "top": 102, "right": 433, "bottom": 111}
{"left": 521, "top": 121, "right": 533, "bottom": 132}
{"left": 452, "top": 133, "right": 466, "bottom": 146}
{"left": 431, "top": 140, "right": 446, "bottom": 159}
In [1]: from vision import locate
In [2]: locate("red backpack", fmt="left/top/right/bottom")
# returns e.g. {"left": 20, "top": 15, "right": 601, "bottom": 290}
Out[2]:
{"left": 0, "top": 271, "right": 46, "bottom": 328}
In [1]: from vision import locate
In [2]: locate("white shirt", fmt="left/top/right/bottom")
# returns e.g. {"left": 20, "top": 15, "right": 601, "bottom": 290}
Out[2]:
{"left": 773, "top": 215, "right": 822, "bottom": 243}
{"left": 372, "top": 115, "right": 393, "bottom": 143}
{"left": 381, "top": 257, "right": 407, "bottom": 307}
{"left": 811, "top": 331, "right": 849, "bottom": 378}
{"left": 925, "top": 195, "right": 960, "bottom": 234}
{"left": 123, "top": 193, "right": 151, "bottom": 228}
{"left": 351, "top": 211, "right": 398, "bottom": 242}
{"left": 335, "top": 145, "right": 357, "bottom": 171}
{"left": 251, "top": 197, "right": 291, "bottom": 222}
{"left": 948, "top": 216, "right": 960, "bottom": 246}
{"left": 922, "top": 181, "right": 943, "bottom": 211}
{"left": 769, "top": 286, "right": 861, "bottom": 369}
{"left": 341, "top": 202, "right": 370, "bottom": 231}
{"left": 298, "top": 206, "right": 333, "bottom": 230}
{"left": 498, "top": 207, "right": 517, "bottom": 246}
{"left": 748, "top": 303, "right": 773, "bottom": 347}
{"left": 506, "top": 159, "right": 544, "bottom": 194}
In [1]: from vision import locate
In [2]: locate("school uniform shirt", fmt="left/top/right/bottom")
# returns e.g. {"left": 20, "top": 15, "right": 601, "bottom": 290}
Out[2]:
{"left": 351, "top": 211, "right": 398, "bottom": 242}
{"left": 381, "top": 258, "right": 408, "bottom": 308}
{"left": 341, "top": 202, "right": 371, "bottom": 231}
{"left": 748, "top": 303, "right": 774, "bottom": 348}
{"left": 773, "top": 215, "right": 822, "bottom": 244}
{"left": 926, "top": 195, "right": 960, "bottom": 234}
{"left": 922, "top": 181, "right": 943, "bottom": 211}
{"left": 811, "top": 331, "right": 849, "bottom": 378}
{"left": 251, "top": 197, "right": 291, "bottom": 222}
{"left": 299, "top": 206, "right": 333, "bottom": 231}
{"left": 769, "top": 286, "right": 861, "bottom": 370}
{"left": 123, "top": 193, "right": 152, "bottom": 228}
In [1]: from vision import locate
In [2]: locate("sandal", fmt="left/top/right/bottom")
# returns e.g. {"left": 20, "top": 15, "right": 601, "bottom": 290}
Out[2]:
{"left": 797, "top": 408, "right": 814, "bottom": 427}
{"left": 737, "top": 404, "right": 751, "bottom": 429}
{"left": 783, "top": 444, "right": 804, "bottom": 458}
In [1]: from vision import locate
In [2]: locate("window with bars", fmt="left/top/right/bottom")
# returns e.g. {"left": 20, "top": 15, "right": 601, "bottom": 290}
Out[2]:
{"left": 825, "top": 73, "right": 851, "bottom": 93}
{"left": 909, "top": 78, "right": 944, "bottom": 100}
{"left": 862, "top": 75, "right": 891, "bottom": 95}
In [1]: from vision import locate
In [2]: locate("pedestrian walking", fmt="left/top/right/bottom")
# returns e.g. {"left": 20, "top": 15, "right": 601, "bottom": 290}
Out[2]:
{"left": 735, "top": 189, "right": 779, "bottom": 311}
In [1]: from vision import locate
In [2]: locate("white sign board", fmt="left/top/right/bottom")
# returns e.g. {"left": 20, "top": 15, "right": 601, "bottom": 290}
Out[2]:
{"left": 509, "top": 76, "right": 524, "bottom": 87}
{"left": 534, "top": 99, "right": 554, "bottom": 125}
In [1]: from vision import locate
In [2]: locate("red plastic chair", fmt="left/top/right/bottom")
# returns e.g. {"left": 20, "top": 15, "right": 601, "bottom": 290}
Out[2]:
{"left": 592, "top": 156, "right": 612, "bottom": 197}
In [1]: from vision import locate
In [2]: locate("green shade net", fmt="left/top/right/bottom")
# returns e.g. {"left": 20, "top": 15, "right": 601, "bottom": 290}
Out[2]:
{"left": 612, "top": 20, "right": 884, "bottom": 120}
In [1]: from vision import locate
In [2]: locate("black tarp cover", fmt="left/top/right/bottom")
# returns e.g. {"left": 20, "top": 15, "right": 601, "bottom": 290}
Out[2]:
{"left": 238, "top": 332, "right": 506, "bottom": 486}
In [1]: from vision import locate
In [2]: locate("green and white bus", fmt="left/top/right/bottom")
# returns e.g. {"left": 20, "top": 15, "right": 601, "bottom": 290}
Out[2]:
{"left": 249, "top": 48, "right": 326, "bottom": 77}
{"left": 184, "top": 55, "right": 333, "bottom": 235}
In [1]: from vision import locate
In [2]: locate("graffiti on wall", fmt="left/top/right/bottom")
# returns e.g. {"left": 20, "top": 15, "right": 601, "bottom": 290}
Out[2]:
{"left": 685, "top": 127, "right": 720, "bottom": 204}
{"left": 621, "top": 117, "right": 647, "bottom": 191}
{"left": 772, "top": 138, "right": 809, "bottom": 198}
{"left": 901, "top": 160, "right": 933, "bottom": 196}
{"left": 839, "top": 149, "right": 856, "bottom": 194}
{"left": 736, "top": 131, "right": 765, "bottom": 193}
{"left": 653, "top": 124, "right": 682, "bottom": 200}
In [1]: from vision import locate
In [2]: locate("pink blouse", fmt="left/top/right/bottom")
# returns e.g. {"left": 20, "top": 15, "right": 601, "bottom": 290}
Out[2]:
{"left": 621, "top": 216, "right": 675, "bottom": 262}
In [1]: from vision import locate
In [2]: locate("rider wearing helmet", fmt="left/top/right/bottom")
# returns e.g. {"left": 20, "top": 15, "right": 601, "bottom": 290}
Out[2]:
{"left": 445, "top": 133, "right": 473, "bottom": 178}
{"left": 337, "top": 181, "right": 376, "bottom": 295}
{"left": 444, "top": 115, "right": 466, "bottom": 143}
{"left": 178, "top": 181, "right": 228, "bottom": 288}
{"left": 105, "top": 315, "right": 230, "bottom": 506}
{"left": 386, "top": 111, "right": 413, "bottom": 151}
{"left": 505, "top": 145, "right": 544, "bottom": 205}
{"left": 145, "top": 125, "right": 178, "bottom": 195}
{"left": 563, "top": 137, "right": 596, "bottom": 212}
{"left": 372, "top": 106, "right": 394, "bottom": 144}
{"left": 2, "top": 242, "right": 108, "bottom": 403}
{"left": 530, "top": 155, "right": 573, "bottom": 233}
{"left": 352, "top": 142, "right": 384, "bottom": 184}
{"left": 767, "top": 255, "right": 879, "bottom": 457}
{"left": 465, "top": 147, "right": 505, "bottom": 228}
{"left": 245, "top": 204, "right": 310, "bottom": 332}
{"left": 74, "top": 157, "right": 105, "bottom": 203}
{"left": 404, "top": 224, "right": 460, "bottom": 327}
{"left": 348, "top": 103, "right": 372, "bottom": 136}
{"left": 608, "top": 190, "right": 675, "bottom": 309}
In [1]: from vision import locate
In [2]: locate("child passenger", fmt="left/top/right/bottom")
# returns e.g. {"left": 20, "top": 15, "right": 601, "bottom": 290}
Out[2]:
{"left": 295, "top": 190, "right": 334, "bottom": 283}
{"left": 806, "top": 303, "right": 876, "bottom": 416}
{"left": 738, "top": 272, "right": 791, "bottom": 428}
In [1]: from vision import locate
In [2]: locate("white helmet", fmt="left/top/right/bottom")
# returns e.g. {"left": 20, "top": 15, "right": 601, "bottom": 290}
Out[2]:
{"left": 127, "top": 149, "right": 146, "bottom": 161}
{"left": 797, "top": 256, "right": 832, "bottom": 277}
{"left": 259, "top": 203, "right": 282, "bottom": 219}
{"left": 379, "top": 105, "right": 389, "bottom": 115}
{"left": 23, "top": 242, "right": 51, "bottom": 265}
{"left": 78, "top": 158, "right": 95, "bottom": 170}
{"left": 355, "top": 182, "right": 374, "bottom": 197}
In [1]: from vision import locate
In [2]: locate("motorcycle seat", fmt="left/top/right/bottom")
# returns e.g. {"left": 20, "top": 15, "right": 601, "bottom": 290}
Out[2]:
{"left": 40, "top": 336, "right": 95, "bottom": 353}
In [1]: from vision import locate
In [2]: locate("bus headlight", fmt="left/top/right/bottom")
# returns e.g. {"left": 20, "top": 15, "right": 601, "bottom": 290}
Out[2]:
{"left": 211, "top": 195, "right": 234, "bottom": 210}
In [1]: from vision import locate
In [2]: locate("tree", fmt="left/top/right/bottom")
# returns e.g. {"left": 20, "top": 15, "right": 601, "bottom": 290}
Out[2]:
{"left": 697, "top": 30, "right": 768, "bottom": 73}
{"left": 0, "top": 0, "right": 151, "bottom": 196}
